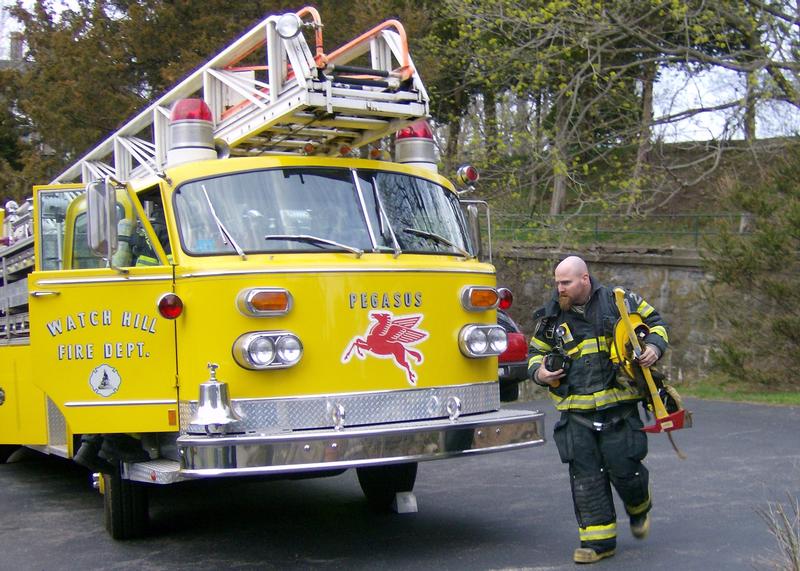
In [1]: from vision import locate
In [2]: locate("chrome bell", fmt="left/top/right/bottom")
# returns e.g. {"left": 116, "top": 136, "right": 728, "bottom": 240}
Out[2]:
{"left": 189, "top": 363, "right": 242, "bottom": 434}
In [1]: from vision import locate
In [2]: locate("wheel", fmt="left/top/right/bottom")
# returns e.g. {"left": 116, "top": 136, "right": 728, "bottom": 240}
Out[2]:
{"left": 0, "top": 445, "right": 20, "bottom": 463}
{"left": 103, "top": 469, "right": 149, "bottom": 539}
{"left": 499, "top": 381, "right": 520, "bottom": 402}
{"left": 356, "top": 462, "right": 417, "bottom": 512}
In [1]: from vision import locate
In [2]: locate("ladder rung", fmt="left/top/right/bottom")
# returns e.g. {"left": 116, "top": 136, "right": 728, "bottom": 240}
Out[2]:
{"left": 267, "top": 126, "right": 360, "bottom": 139}
{"left": 292, "top": 113, "right": 389, "bottom": 130}
{"left": 331, "top": 76, "right": 392, "bottom": 89}
{"left": 329, "top": 64, "right": 390, "bottom": 78}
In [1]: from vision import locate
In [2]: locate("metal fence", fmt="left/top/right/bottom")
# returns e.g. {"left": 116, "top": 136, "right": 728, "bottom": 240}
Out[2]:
{"left": 492, "top": 212, "right": 748, "bottom": 248}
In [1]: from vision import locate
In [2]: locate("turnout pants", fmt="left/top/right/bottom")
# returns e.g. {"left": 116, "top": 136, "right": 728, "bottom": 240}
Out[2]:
{"left": 552, "top": 403, "right": 651, "bottom": 553}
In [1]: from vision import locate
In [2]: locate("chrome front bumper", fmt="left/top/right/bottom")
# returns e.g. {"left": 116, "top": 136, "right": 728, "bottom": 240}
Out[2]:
{"left": 176, "top": 408, "right": 545, "bottom": 478}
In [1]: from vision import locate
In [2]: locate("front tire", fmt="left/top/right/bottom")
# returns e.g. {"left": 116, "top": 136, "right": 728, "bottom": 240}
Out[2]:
{"left": 103, "top": 469, "right": 149, "bottom": 539}
{"left": 356, "top": 462, "right": 417, "bottom": 512}
{"left": 0, "top": 445, "right": 20, "bottom": 463}
{"left": 499, "top": 381, "right": 520, "bottom": 402}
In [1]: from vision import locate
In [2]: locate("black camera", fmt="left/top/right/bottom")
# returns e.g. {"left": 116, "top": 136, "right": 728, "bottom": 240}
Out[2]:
{"left": 544, "top": 352, "right": 571, "bottom": 373}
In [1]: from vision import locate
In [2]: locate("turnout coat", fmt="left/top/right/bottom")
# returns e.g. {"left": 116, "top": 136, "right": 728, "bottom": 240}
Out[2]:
{"left": 527, "top": 278, "right": 669, "bottom": 412}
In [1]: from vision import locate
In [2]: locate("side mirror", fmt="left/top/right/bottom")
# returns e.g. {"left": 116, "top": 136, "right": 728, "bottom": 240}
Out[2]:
{"left": 467, "top": 204, "right": 483, "bottom": 261}
{"left": 86, "top": 178, "right": 118, "bottom": 260}
{"left": 462, "top": 199, "right": 491, "bottom": 264}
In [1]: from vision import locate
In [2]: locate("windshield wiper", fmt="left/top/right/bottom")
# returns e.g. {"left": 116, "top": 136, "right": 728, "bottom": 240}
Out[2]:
{"left": 265, "top": 234, "right": 364, "bottom": 258}
{"left": 201, "top": 184, "right": 247, "bottom": 260}
{"left": 402, "top": 227, "right": 471, "bottom": 259}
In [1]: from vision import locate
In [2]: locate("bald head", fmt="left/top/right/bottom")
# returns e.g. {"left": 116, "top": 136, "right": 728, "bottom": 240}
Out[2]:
{"left": 554, "top": 256, "right": 591, "bottom": 309}
{"left": 556, "top": 256, "right": 588, "bottom": 277}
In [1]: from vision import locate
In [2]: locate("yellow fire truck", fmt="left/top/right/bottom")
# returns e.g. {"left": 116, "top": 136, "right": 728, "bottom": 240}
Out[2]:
{"left": 0, "top": 7, "right": 544, "bottom": 539}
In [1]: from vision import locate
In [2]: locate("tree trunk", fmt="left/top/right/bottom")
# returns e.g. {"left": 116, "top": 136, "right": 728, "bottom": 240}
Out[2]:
{"left": 744, "top": 69, "right": 757, "bottom": 142}
{"left": 444, "top": 115, "right": 462, "bottom": 175}
{"left": 483, "top": 89, "right": 498, "bottom": 159}
{"left": 528, "top": 91, "right": 543, "bottom": 210}
{"left": 628, "top": 61, "right": 656, "bottom": 214}
{"left": 549, "top": 110, "right": 568, "bottom": 216}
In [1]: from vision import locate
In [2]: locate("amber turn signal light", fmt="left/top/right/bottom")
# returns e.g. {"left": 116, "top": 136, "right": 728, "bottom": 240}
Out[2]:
{"left": 237, "top": 288, "right": 293, "bottom": 316}
{"left": 461, "top": 286, "right": 499, "bottom": 311}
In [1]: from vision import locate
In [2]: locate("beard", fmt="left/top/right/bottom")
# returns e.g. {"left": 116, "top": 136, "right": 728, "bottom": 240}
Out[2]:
{"left": 558, "top": 293, "right": 572, "bottom": 311}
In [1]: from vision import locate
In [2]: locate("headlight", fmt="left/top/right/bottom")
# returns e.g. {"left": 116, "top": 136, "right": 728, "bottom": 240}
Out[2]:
{"left": 250, "top": 336, "right": 276, "bottom": 367}
{"left": 459, "top": 324, "right": 507, "bottom": 358}
{"left": 276, "top": 335, "right": 302, "bottom": 366}
{"left": 233, "top": 332, "right": 303, "bottom": 370}
{"left": 488, "top": 327, "right": 508, "bottom": 353}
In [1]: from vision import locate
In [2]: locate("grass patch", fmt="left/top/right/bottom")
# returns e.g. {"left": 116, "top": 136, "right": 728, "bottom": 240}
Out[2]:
{"left": 680, "top": 380, "right": 800, "bottom": 406}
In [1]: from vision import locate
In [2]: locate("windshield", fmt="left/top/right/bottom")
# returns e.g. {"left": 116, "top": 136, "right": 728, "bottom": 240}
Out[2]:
{"left": 173, "top": 167, "right": 473, "bottom": 257}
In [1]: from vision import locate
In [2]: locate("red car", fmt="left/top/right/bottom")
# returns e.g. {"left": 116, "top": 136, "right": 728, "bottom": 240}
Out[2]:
{"left": 497, "top": 288, "right": 528, "bottom": 402}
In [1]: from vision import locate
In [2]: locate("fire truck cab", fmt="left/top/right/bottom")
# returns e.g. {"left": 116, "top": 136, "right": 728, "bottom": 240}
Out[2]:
{"left": 0, "top": 7, "right": 544, "bottom": 539}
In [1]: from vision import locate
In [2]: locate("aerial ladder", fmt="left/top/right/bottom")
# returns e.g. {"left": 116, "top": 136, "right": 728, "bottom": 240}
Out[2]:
{"left": 52, "top": 6, "right": 430, "bottom": 185}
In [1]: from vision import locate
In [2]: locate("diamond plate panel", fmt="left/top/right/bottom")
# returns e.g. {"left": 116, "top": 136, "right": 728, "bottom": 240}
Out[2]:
{"left": 46, "top": 397, "right": 67, "bottom": 447}
{"left": 180, "top": 381, "right": 500, "bottom": 434}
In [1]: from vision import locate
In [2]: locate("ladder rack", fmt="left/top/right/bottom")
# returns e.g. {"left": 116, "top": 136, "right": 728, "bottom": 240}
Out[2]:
{"left": 53, "top": 6, "right": 430, "bottom": 184}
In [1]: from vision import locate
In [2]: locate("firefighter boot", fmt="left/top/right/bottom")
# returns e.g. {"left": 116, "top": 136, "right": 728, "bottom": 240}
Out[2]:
{"left": 573, "top": 547, "right": 616, "bottom": 564}
{"left": 630, "top": 512, "right": 650, "bottom": 539}
{"left": 73, "top": 434, "right": 115, "bottom": 474}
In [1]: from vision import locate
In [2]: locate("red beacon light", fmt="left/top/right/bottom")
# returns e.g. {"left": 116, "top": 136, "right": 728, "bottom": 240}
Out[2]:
{"left": 170, "top": 98, "right": 213, "bottom": 122}
{"left": 395, "top": 120, "right": 437, "bottom": 173}
{"left": 396, "top": 120, "right": 434, "bottom": 141}
{"left": 167, "top": 98, "right": 217, "bottom": 167}
{"left": 157, "top": 293, "right": 184, "bottom": 320}
{"left": 456, "top": 164, "right": 480, "bottom": 187}
{"left": 497, "top": 287, "right": 513, "bottom": 310}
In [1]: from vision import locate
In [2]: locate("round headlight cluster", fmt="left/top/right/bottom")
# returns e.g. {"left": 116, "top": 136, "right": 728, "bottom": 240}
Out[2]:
{"left": 459, "top": 325, "right": 508, "bottom": 358}
{"left": 233, "top": 332, "right": 303, "bottom": 370}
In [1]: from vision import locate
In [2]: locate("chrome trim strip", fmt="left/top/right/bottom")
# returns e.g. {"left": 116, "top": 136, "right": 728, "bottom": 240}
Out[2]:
{"left": 351, "top": 169, "right": 378, "bottom": 248}
{"left": 180, "top": 381, "right": 500, "bottom": 434}
{"left": 65, "top": 399, "right": 175, "bottom": 407}
{"left": 37, "top": 275, "right": 173, "bottom": 285}
{"left": 177, "top": 408, "right": 545, "bottom": 477}
{"left": 177, "top": 267, "right": 494, "bottom": 279}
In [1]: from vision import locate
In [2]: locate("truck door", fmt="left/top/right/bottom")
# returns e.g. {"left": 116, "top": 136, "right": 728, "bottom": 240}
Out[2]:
{"left": 29, "top": 184, "right": 179, "bottom": 435}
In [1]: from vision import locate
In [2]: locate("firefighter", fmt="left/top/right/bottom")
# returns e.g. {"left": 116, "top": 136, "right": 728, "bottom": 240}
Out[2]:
{"left": 528, "top": 256, "right": 668, "bottom": 564}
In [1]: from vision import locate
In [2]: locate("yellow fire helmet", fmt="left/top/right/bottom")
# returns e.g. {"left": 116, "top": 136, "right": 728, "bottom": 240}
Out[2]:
{"left": 610, "top": 313, "right": 650, "bottom": 379}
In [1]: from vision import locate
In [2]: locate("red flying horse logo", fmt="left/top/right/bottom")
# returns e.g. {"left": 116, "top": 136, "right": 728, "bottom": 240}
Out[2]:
{"left": 342, "top": 311, "right": 429, "bottom": 385}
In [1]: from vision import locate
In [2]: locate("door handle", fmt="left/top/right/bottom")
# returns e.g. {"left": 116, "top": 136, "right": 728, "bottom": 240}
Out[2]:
{"left": 30, "top": 290, "right": 61, "bottom": 298}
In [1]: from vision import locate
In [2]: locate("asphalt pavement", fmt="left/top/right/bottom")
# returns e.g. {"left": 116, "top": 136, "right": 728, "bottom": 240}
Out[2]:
{"left": 0, "top": 397, "right": 798, "bottom": 570}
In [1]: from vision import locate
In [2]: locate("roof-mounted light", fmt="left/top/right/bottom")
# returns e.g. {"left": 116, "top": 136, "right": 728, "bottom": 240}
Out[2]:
{"left": 395, "top": 120, "right": 437, "bottom": 173}
{"left": 456, "top": 165, "right": 480, "bottom": 186}
{"left": 276, "top": 13, "right": 303, "bottom": 39}
{"left": 396, "top": 120, "right": 434, "bottom": 140}
{"left": 170, "top": 98, "right": 213, "bottom": 122}
{"left": 167, "top": 99, "right": 216, "bottom": 167}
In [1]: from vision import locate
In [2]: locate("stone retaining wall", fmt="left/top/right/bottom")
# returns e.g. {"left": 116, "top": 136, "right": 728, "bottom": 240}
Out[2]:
{"left": 494, "top": 246, "right": 713, "bottom": 398}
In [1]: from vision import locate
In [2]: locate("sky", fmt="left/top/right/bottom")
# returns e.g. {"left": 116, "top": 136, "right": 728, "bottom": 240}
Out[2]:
{"left": 2, "top": 1, "right": 800, "bottom": 142}
{"left": 654, "top": 66, "right": 800, "bottom": 141}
